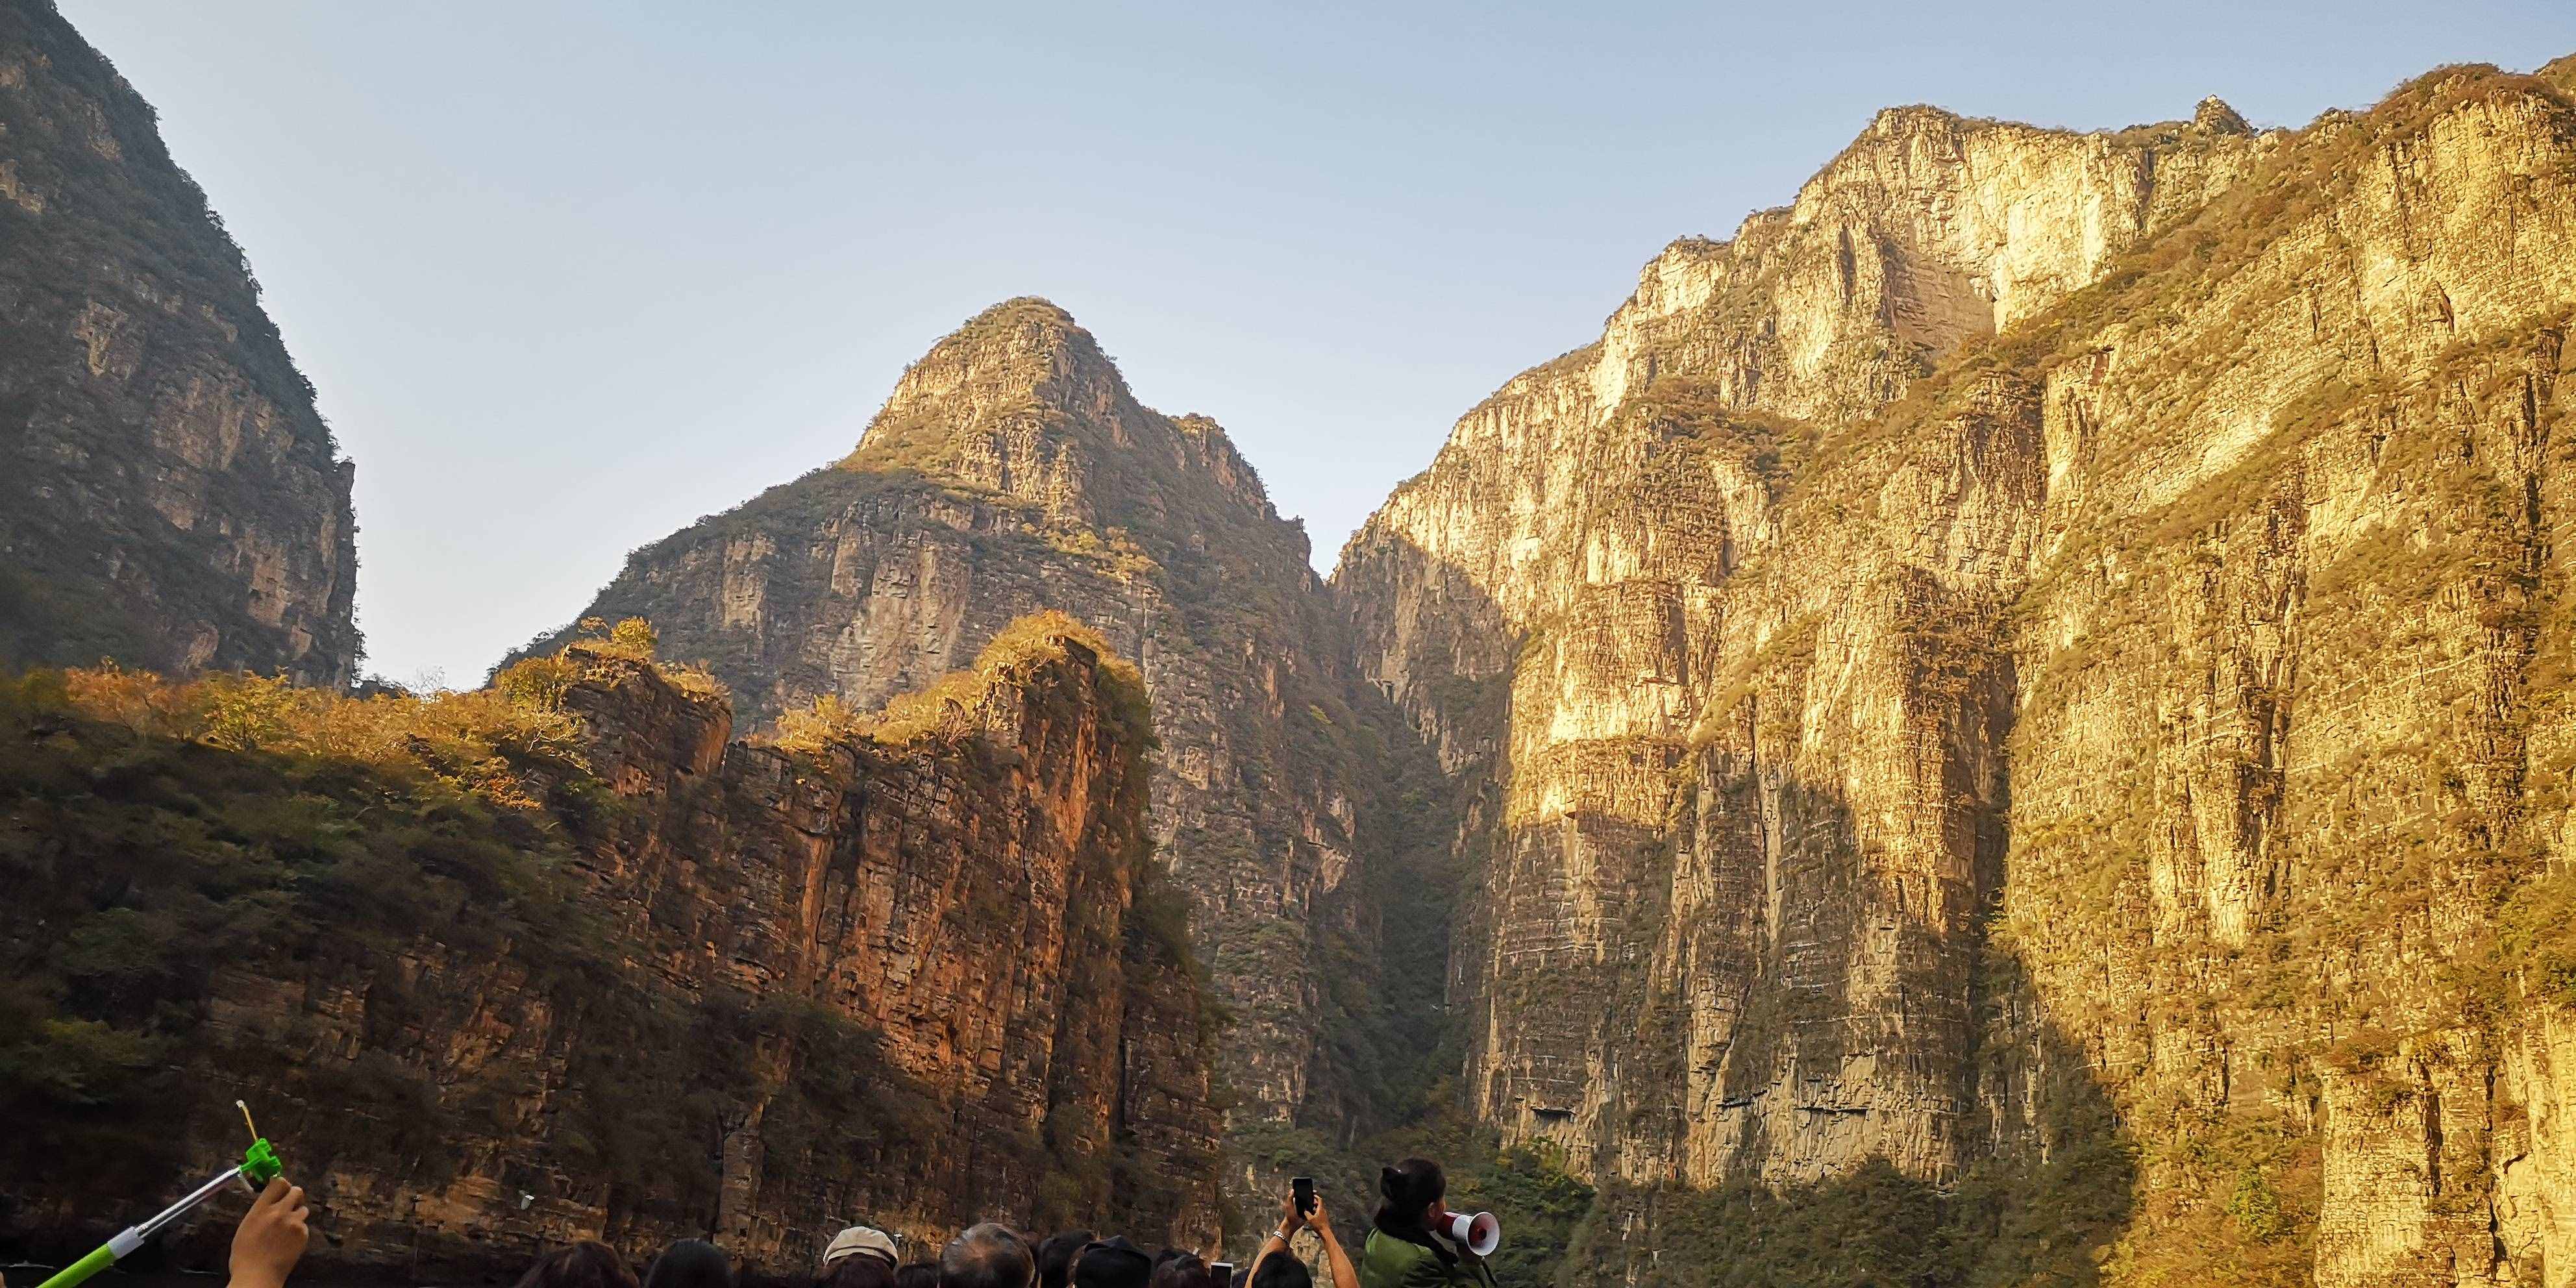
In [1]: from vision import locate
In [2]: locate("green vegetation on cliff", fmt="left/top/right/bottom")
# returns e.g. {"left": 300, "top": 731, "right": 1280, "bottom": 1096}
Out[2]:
{"left": 1, "top": 613, "right": 1219, "bottom": 1267}
{"left": 0, "top": 644, "right": 929, "bottom": 1252}
{"left": 1335, "top": 48, "right": 2576, "bottom": 1288}
{"left": 0, "top": 1, "right": 359, "bottom": 682}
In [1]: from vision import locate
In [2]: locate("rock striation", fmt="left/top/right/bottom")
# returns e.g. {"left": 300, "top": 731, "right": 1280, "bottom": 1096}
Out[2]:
{"left": 0, "top": 623, "right": 1221, "bottom": 1270}
{"left": 1338, "top": 61, "right": 2576, "bottom": 1285}
{"left": 25, "top": 3, "right": 2576, "bottom": 1278}
{"left": 532, "top": 300, "right": 1446, "bottom": 1183}
{"left": 0, "top": 0, "right": 359, "bottom": 684}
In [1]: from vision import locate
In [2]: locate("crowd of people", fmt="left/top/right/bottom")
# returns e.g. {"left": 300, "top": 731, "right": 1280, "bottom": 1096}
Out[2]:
{"left": 160, "top": 1156, "right": 1496, "bottom": 1288}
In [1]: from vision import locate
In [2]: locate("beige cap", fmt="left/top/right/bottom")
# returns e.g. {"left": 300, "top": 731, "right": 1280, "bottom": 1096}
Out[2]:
{"left": 824, "top": 1226, "right": 900, "bottom": 1269}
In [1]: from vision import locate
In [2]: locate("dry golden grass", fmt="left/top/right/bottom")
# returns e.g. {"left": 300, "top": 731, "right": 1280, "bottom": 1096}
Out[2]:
{"left": 772, "top": 610, "right": 1148, "bottom": 752}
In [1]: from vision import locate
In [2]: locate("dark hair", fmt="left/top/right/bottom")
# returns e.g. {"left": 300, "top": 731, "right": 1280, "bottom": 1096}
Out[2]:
{"left": 1246, "top": 1255, "right": 1308, "bottom": 1288}
{"left": 1374, "top": 1158, "right": 1454, "bottom": 1267}
{"left": 1035, "top": 1232, "right": 1094, "bottom": 1288}
{"left": 1147, "top": 1254, "right": 1205, "bottom": 1288}
{"left": 518, "top": 1242, "right": 642, "bottom": 1288}
{"left": 1070, "top": 1238, "right": 1154, "bottom": 1288}
{"left": 826, "top": 1255, "right": 899, "bottom": 1288}
{"left": 942, "top": 1223, "right": 1034, "bottom": 1288}
{"left": 898, "top": 1263, "right": 941, "bottom": 1288}
{"left": 645, "top": 1240, "right": 733, "bottom": 1288}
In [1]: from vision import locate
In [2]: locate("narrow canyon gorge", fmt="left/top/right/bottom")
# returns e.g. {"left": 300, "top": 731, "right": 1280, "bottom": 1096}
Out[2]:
{"left": 9, "top": 0, "right": 2576, "bottom": 1281}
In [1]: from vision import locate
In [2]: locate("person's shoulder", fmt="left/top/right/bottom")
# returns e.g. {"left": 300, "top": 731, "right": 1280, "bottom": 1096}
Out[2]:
{"left": 1357, "top": 1232, "right": 1423, "bottom": 1270}
{"left": 1368, "top": 1235, "right": 1461, "bottom": 1288}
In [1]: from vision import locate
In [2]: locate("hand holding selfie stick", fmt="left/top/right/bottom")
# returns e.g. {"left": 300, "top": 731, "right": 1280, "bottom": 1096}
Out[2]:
{"left": 32, "top": 1102, "right": 284, "bottom": 1288}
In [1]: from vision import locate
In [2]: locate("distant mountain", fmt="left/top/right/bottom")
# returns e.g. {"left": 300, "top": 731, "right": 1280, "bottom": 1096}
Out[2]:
{"left": 25, "top": 1, "right": 2576, "bottom": 1279}
{"left": 0, "top": 0, "right": 358, "bottom": 683}
{"left": 532, "top": 299, "right": 1454, "bottom": 1206}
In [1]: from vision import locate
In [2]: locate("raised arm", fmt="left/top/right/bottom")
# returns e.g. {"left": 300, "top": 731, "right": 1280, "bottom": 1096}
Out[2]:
{"left": 1247, "top": 1193, "right": 1305, "bottom": 1287}
{"left": 1305, "top": 1195, "right": 1359, "bottom": 1288}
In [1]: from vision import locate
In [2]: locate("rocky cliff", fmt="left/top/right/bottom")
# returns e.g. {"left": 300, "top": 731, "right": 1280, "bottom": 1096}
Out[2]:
{"left": 1339, "top": 60, "right": 2576, "bottom": 1287}
{"left": 0, "top": 619, "right": 1221, "bottom": 1271}
{"left": 0, "top": 0, "right": 359, "bottom": 684}
{"left": 530, "top": 301, "right": 1452, "bottom": 1198}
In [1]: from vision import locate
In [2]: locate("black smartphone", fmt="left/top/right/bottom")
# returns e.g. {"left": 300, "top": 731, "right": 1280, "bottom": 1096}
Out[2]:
{"left": 1292, "top": 1176, "right": 1316, "bottom": 1217}
{"left": 1211, "top": 1263, "right": 1235, "bottom": 1286}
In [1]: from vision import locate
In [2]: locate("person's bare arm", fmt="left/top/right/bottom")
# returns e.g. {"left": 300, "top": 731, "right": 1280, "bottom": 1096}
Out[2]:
{"left": 1306, "top": 1195, "right": 1359, "bottom": 1288}
{"left": 1246, "top": 1193, "right": 1304, "bottom": 1287}
{"left": 229, "top": 1177, "right": 310, "bottom": 1288}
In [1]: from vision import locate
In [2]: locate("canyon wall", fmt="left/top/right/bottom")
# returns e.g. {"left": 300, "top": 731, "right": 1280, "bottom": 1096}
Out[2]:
{"left": 0, "top": 0, "right": 359, "bottom": 684}
{"left": 1339, "top": 61, "right": 2576, "bottom": 1286}
{"left": 25, "top": 1, "right": 2576, "bottom": 1278}
{"left": 0, "top": 623, "right": 1221, "bottom": 1271}
{"left": 533, "top": 301, "right": 1452, "bottom": 1193}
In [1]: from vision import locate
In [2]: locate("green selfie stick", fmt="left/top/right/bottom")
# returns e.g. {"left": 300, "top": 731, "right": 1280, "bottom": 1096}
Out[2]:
{"left": 32, "top": 1103, "right": 283, "bottom": 1288}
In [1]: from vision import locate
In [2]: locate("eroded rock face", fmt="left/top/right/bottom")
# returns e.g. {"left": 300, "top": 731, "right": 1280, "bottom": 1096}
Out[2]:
{"left": 1339, "top": 62, "right": 2576, "bottom": 1284}
{"left": 533, "top": 301, "right": 1438, "bottom": 1201}
{"left": 3, "top": 634, "right": 1220, "bottom": 1270}
{"left": 0, "top": 2, "right": 358, "bottom": 684}
{"left": 554, "top": 638, "right": 1221, "bottom": 1259}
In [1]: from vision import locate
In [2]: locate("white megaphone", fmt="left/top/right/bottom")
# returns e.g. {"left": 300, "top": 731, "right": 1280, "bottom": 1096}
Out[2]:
{"left": 1444, "top": 1211, "right": 1500, "bottom": 1257}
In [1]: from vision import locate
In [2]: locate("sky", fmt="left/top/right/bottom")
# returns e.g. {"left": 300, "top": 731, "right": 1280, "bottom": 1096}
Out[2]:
{"left": 58, "top": 1, "right": 2576, "bottom": 688}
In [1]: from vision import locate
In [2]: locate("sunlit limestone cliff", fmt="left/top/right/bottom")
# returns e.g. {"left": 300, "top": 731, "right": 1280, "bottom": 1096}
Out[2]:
{"left": 532, "top": 301, "right": 1454, "bottom": 1213}
{"left": 0, "top": 1, "right": 358, "bottom": 683}
{"left": 1338, "top": 61, "right": 2576, "bottom": 1286}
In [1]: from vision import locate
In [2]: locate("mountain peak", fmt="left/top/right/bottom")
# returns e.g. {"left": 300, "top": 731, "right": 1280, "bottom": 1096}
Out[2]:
{"left": 849, "top": 296, "right": 1125, "bottom": 467}
{"left": 2540, "top": 51, "right": 2576, "bottom": 95}
{"left": 950, "top": 295, "right": 1087, "bottom": 346}
{"left": 841, "top": 299, "right": 1275, "bottom": 534}
{"left": 1864, "top": 103, "right": 1968, "bottom": 138}
{"left": 2193, "top": 95, "right": 2252, "bottom": 134}
{"left": 910, "top": 295, "right": 1114, "bottom": 397}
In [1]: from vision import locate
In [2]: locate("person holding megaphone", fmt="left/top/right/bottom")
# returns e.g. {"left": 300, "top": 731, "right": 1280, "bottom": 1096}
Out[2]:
{"left": 1356, "top": 1159, "right": 1498, "bottom": 1288}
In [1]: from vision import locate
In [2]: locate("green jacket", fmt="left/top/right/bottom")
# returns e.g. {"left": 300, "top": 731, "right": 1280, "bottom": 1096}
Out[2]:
{"left": 1357, "top": 1229, "right": 1485, "bottom": 1288}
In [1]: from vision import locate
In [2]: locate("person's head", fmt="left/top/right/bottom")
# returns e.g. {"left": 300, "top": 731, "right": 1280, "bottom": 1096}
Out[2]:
{"left": 825, "top": 1227, "right": 902, "bottom": 1276}
{"left": 1146, "top": 1254, "right": 1205, "bottom": 1288}
{"left": 1375, "top": 1159, "right": 1454, "bottom": 1266}
{"left": 518, "top": 1242, "right": 641, "bottom": 1288}
{"left": 1376, "top": 1158, "right": 1447, "bottom": 1233}
{"left": 824, "top": 1254, "right": 899, "bottom": 1288}
{"left": 1246, "top": 1256, "right": 1308, "bottom": 1288}
{"left": 897, "top": 1263, "right": 941, "bottom": 1288}
{"left": 1035, "top": 1231, "right": 1094, "bottom": 1288}
{"left": 941, "top": 1223, "right": 1034, "bottom": 1288}
{"left": 1069, "top": 1237, "right": 1153, "bottom": 1288}
{"left": 645, "top": 1240, "right": 732, "bottom": 1288}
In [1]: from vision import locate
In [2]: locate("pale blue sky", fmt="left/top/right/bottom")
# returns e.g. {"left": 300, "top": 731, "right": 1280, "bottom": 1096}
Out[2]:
{"left": 60, "top": 1, "right": 2576, "bottom": 686}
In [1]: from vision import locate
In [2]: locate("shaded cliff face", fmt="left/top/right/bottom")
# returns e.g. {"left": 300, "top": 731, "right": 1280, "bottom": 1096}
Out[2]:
{"left": 1340, "top": 61, "right": 2576, "bottom": 1285}
{"left": 0, "top": 623, "right": 1220, "bottom": 1269}
{"left": 0, "top": 1, "right": 359, "bottom": 684}
{"left": 537, "top": 300, "right": 1446, "bottom": 1170}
